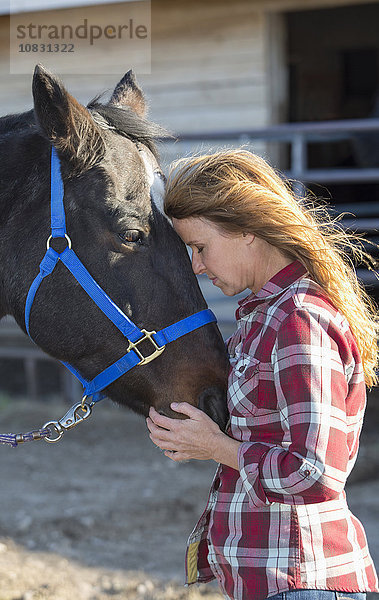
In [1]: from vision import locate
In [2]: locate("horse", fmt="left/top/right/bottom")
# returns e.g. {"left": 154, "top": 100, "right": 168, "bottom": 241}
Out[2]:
{"left": 0, "top": 65, "right": 229, "bottom": 431}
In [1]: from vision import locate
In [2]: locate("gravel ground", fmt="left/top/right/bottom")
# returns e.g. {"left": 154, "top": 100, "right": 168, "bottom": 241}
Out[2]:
{"left": 0, "top": 396, "right": 378, "bottom": 600}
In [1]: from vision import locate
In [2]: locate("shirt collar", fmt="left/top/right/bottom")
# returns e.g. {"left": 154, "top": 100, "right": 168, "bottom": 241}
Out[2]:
{"left": 236, "top": 260, "right": 308, "bottom": 319}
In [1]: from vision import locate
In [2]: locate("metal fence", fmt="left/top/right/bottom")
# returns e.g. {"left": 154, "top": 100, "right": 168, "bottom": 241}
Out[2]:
{"left": 161, "top": 117, "right": 379, "bottom": 290}
{"left": 161, "top": 117, "right": 379, "bottom": 184}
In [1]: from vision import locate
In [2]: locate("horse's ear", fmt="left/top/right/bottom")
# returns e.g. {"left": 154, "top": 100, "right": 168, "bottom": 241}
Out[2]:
{"left": 109, "top": 70, "right": 146, "bottom": 117}
{"left": 32, "top": 64, "right": 104, "bottom": 172}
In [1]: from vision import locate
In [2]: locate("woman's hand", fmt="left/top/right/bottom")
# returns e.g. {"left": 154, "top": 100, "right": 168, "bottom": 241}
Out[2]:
{"left": 146, "top": 402, "right": 240, "bottom": 469}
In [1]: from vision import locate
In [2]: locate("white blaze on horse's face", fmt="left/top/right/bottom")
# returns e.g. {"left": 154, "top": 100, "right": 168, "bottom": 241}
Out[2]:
{"left": 151, "top": 171, "right": 166, "bottom": 215}
{"left": 138, "top": 147, "right": 168, "bottom": 219}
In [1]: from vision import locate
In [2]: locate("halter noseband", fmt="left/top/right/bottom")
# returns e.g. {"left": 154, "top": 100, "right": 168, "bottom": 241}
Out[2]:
{"left": 23, "top": 147, "right": 217, "bottom": 441}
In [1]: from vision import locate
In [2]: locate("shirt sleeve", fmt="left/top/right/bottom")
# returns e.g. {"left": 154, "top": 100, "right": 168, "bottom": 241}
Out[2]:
{"left": 237, "top": 307, "right": 356, "bottom": 507}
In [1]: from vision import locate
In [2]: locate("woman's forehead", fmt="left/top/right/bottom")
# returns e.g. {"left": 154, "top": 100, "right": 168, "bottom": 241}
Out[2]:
{"left": 172, "top": 216, "right": 220, "bottom": 242}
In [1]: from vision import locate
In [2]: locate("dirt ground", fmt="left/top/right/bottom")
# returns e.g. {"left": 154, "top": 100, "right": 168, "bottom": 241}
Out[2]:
{"left": 0, "top": 396, "right": 379, "bottom": 600}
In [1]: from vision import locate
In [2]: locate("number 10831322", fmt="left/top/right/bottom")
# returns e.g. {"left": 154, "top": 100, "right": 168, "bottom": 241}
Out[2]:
{"left": 18, "top": 43, "right": 75, "bottom": 52}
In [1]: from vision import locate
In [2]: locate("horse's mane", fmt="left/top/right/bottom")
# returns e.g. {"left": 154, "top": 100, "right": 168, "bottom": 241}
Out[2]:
{"left": 0, "top": 100, "right": 169, "bottom": 158}
{"left": 0, "top": 110, "right": 35, "bottom": 135}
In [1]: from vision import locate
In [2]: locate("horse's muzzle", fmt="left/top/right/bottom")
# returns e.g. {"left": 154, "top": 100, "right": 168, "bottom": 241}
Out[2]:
{"left": 198, "top": 386, "right": 229, "bottom": 432}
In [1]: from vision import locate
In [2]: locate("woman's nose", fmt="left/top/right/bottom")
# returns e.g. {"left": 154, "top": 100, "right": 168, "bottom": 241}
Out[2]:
{"left": 191, "top": 251, "right": 205, "bottom": 275}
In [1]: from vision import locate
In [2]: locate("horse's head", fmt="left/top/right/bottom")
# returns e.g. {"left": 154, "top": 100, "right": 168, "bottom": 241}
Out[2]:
{"left": 0, "top": 66, "right": 229, "bottom": 429}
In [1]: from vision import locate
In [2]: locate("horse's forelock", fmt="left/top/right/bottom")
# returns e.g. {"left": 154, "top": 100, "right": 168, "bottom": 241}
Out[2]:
{"left": 87, "top": 101, "right": 169, "bottom": 159}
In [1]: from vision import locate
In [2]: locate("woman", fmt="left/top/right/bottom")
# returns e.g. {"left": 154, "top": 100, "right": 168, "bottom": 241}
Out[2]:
{"left": 146, "top": 149, "right": 379, "bottom": 600}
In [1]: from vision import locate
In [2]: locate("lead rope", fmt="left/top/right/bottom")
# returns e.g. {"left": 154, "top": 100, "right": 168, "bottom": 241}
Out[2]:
{"left": 0, "top": 428, "right": 51, "bottom": 447}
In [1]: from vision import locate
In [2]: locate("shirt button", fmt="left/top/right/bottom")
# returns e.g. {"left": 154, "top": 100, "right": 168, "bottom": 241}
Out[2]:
{"left": 238, "top": 365, "right": 245, "bottom": 373}
{"left": 303, "top": 469, "right": 310, "bottom": 477}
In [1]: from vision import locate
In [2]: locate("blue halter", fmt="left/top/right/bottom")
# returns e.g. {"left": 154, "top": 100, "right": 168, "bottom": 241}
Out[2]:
{"left": 24, "top": 147, "right": 217, "bottom": 405}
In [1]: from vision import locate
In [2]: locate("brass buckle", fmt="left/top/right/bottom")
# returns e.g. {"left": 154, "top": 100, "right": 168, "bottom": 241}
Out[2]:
{"left": 128, "top": 329, "right": 165, "bottom": 365}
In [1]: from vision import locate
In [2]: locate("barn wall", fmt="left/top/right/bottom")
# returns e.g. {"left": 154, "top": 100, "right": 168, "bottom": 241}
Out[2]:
{"left": 0, "top": 3, "right": 150, "bottom": 114}
{"left": 0, "top": 0, "right": 269, "bottom": 135}
{"left": 140, "top": 0, "right": 267, "bottom": 134}
{"left": 0, "top": 0, "right": 377, "bottom": 137}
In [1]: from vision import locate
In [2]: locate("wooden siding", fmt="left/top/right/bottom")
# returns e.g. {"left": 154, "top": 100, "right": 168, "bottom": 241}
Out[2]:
{"left": 0, "top": 0, "right": 378, "bottom": 135}
{"left": 139, "top": 0, "right": 268, "bottom": 133}
{"left": 0, "top": 0, "right": 270, "bottom": 136}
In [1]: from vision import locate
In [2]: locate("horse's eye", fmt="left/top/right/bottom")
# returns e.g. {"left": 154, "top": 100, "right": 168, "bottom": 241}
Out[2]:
{"left": 119, "top": 230, "right": 143, "bottom": 244}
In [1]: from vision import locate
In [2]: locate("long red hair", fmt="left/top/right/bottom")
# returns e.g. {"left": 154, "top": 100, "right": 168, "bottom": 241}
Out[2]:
{"left": 165, "top": 149, "right": 379, "bottom": 387}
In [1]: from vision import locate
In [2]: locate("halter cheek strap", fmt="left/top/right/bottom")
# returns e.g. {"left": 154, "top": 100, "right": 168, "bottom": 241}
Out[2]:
{"left": 24, "top": 147, "right": 217, "bottom": 406}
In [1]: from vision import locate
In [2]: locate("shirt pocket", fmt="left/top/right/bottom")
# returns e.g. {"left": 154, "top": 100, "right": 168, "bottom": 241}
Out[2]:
{"left": 228, "top": 354, "right": 261, "bottom": 418}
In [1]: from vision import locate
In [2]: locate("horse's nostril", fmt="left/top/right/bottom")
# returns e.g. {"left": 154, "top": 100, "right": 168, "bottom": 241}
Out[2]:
{"left": 198, "top": 387, "right": 228, "bottom": 432}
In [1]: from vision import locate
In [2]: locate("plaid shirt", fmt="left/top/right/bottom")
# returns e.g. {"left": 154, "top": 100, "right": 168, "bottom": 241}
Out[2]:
{"left": 186, "top": 260, "right": 378, "bottom": 600}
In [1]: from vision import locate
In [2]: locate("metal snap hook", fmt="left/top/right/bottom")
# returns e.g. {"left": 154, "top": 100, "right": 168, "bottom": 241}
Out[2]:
{"left": 42, "top": 401, "right": 93, "bottom": 443}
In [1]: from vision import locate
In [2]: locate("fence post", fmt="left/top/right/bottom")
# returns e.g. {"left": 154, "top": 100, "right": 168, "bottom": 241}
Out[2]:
{"left": 24, "top": 357, "right": 38, "bottom": 402}
{"left": 291, "top": 133, "right": 307, "bottom": 199}
{"left": 60, "top": 366, "right": 83, "bottom": 404}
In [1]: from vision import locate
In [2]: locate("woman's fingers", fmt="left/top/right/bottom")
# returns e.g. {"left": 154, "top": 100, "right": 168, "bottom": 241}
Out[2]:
{"left": 148, "top": 406, "right": 179, "bottom": 430}
{"left": 164, "top": 450, "right": 187, "bottom": 462}
{"left": 170, "top": 402, "right": 203, "bottom": 419}
{"left": 146, "top": 402, "right": 220, "bottom": 462}
{"left": 149, "top": 403, "right": 206, "bottom": 425}
{"left": 154, "top": 440, "right": 178, "bottom": 451}
{"left": 146, "top": 417, "right": 174, "bottom": 442}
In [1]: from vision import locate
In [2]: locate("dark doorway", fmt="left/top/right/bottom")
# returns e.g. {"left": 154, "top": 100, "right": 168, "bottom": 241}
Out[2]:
{"left": 286, "top": 4, "right": 379, "bottom": 189}
{"left": 287, "top": 4, "right": 379, "bottom": 124}
{"left": 285, "top": 4, "right": 379, "bottom": 290}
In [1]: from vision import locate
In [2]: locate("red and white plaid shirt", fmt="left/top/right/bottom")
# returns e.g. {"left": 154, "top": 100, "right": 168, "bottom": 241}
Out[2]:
{"left": 185, "top": 260, "right": 378, "bottom": 600}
